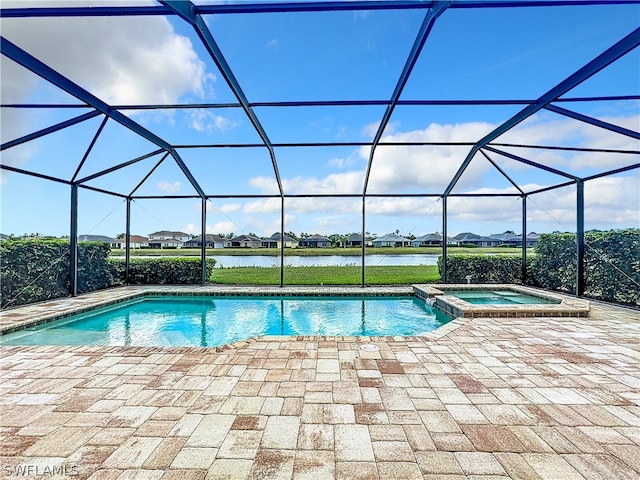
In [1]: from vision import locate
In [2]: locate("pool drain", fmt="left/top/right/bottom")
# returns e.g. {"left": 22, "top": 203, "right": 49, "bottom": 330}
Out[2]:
{"left": 359, "top": 344, "right": 380, "bottom": 352}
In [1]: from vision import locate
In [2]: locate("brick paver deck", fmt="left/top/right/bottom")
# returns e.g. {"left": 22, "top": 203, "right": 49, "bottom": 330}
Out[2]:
{"left": 1, "top": 287, "right": 638, "bottom": 479}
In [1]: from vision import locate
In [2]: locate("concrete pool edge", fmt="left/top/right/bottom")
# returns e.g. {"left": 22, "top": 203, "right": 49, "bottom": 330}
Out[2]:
{"left": 0, "top": 283, "right": 589, "bottom": 338}
{"left": 413, "top": 284, "right": 590, "bottom": 318}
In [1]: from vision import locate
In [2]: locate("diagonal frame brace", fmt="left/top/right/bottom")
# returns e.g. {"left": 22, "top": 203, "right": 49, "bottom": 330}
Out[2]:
{"left": 545, "top": 104, "right": 640, "bottom": 139}
{"left": 483, "top": 145, "right": 580, "bottom": 181}
{"left": 1, "top": 110, "right": 101, "bottom": 151}
{"left": 0, "top": 35, "right": 206, "bottom": 199}
{"left": 362, "top": 0, "right": 451, "bottom": 194}
{"left": 443, "top": 26, "right": 640, "bottom": 196}
{"left": 161, "top": 0, "right": 284, "bottom": 197}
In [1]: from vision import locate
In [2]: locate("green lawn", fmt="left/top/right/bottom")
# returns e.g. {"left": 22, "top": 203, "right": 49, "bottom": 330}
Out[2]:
{"left": 209, "top": 265, "right": 440, "bottom": 285}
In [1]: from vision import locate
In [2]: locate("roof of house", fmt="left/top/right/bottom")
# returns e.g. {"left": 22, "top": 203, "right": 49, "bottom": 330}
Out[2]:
{"left": 413, "top": 233, "right": 443, "bottom": 242}
{"left": 374, "top": 233, "right": 411, "bottom": 242}
{"left": 267, "top": 232, "right": 298, "bottom": 242}
{"left": 186, "top": 234, "right": 227, "bottom": 243}
{"left": 452, "top": 232, "right": 482, "bottom": 241}
{"left": 78, "top": 234, "right": 115, "bottom": 243}
{"left": 230, "top": 234, "right": 263, "bottom": 242}
{"left": 149, "top": 230, "right": 189, "bottom": 237}
{"left": 114, "top": 235, "right": 149, "bottom": 243}
{"left": 489, "top": 233, "right": 520, "bottom": 242}
{"left": 302, "top": 234, "right": 332, "bottom": 242}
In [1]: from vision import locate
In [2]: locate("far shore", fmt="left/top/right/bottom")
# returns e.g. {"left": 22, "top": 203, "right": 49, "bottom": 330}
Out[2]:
{"left": 110, "top": 246, "right": 532, "bottom": 257}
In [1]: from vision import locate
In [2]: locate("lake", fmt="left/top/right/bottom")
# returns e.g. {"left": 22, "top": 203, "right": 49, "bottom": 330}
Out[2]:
{"left": 209, "top": 254, "right": 439, "bottom": 268}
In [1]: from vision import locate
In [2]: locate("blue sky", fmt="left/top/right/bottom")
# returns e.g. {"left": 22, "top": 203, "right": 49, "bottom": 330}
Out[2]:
{"left": 1, "top": 1, "right": 638, "bottom": 240}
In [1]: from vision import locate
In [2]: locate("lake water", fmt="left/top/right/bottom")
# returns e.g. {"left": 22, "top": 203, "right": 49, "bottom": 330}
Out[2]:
{"left": 210, "top": 254, "right": 439, "bottom": 268}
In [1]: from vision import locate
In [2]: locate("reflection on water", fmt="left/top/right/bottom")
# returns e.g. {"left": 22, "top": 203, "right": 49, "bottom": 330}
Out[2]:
{"left": 2, "top": 296, "right": 453, "bottom": 347}
{"left": 210, "top": 254, "right": 439, "bottom": 268}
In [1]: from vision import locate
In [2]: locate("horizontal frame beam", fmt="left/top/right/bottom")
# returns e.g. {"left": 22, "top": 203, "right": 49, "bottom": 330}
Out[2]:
{"left": 4, "top": 95, "right": 639, "bottom": 110}
{"left": 3, "top": 1, "right": 639, "bottom": 18}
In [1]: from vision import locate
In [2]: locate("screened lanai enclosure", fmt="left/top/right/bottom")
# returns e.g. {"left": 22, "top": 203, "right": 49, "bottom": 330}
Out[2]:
{"left": 1, "top": 1, "right": 639, "bottom": 297}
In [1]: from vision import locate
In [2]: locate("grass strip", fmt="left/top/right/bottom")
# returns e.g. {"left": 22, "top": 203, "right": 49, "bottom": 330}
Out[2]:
{"left": 209, "top": 265, "right": 440, "bottom": 285}
{"left": 111, "top": 247, "right": 529, "bottom": 257}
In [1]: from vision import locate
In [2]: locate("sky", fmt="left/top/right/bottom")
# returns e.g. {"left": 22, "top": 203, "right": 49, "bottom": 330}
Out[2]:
{"left": 1, "top": 0, "right": 639, "bottom": 240}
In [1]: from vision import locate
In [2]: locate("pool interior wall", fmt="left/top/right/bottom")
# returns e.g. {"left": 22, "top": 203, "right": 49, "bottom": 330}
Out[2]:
{"left": 0, "top": 294, "right": 453, "bottom": 347}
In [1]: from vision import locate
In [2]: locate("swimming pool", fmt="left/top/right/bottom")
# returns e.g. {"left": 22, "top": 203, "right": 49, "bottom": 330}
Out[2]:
{"left": 445, "top": 290, "right": 559, "bottom": 305}
{"left": 0, "top": 295, "right": 452, "bottom": 347}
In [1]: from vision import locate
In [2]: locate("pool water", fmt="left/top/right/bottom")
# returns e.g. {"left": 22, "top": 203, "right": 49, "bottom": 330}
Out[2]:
{"left": 445, "top": 290, "right": 559, "bottom": 305}
{"left": 0, "top": 295, "right": 452, "bottom": 347}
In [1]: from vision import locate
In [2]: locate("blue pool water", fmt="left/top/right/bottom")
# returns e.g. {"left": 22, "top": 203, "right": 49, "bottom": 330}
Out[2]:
{"left": 0, "top": 295, "right": 452, "bottom": 347}
{"left": 445, "top": 290, "right": 559, "bottom": 305}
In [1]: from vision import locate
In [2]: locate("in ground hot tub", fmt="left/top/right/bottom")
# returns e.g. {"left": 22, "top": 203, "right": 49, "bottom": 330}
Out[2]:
{"left": 413, "top": 284, "right": 589, "bottom": 318}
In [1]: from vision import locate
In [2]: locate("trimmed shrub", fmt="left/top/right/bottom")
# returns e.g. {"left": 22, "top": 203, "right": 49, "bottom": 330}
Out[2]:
{"left": 0, "top": 239, "right": 114, "bottom": 308}
{"left": 530, "top": 229, "right": 639, "bottom": 306}
{"left": 528, "top": 233, "right": 577, "bottom": 292}
{"left": 438, "top": 255, "right": 524, "bottom": 284}
{"left": 109, "top": 257, "right": 216, "bottom": 285}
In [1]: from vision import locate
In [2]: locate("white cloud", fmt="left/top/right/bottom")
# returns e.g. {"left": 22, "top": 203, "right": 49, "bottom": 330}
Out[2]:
{"left": 214, "top": 202, "right": 242, "bottom": 214}
{"left": 1, "top": 16, "right": 212, "bottom": 106}
{"left": 0, "top": 13, "right": 214, "bottom": 173}
{"left": 190, "top": 110, "right": 241, "bottom": 133}
{"left": 244, "top": 197, "right": 281, "bottom": 214}
{"left": 184, "top": 223, "right": 198, "bottom": 234}
{"left": 497, "top": 112, "right": 640, "bottom": 171}
{"left": 208, "top": 221, "right": 236, "bottom": 235}
{"left": 364, "top": 122, "right": 495, "bottom": 193}
{"left": 362, "top": 120, "right": 398, "bottom": 139}
{"left": 157, "top": 181, "right": 182, "bottom": 194}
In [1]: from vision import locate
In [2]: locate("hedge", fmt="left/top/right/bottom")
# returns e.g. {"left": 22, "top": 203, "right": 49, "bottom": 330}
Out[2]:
{"left": 439, "top": 229, "right": 639, "bottom": 307}
{"left": 1, "top": 241, "right": 216, "bottom": 308}
{"left": 529, "top": 229, "right": 639, "bottom": 306}
{"left": 0, "top": 239, "right": 113, "bottom": 308}
{"left": 109, "top": 257, "right": 216, "bottom": 285}
{"left": 438, "top": 254, "right": 524, "bottom": 284}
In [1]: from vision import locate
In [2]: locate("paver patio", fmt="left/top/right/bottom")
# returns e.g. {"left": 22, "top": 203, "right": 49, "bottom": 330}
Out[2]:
{"left": 1, "top": 287, "right": 638, "bottom": 479}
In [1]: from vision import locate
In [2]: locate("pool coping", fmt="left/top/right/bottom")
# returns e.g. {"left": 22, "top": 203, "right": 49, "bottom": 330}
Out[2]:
{"left": 413, "top": 283, "right": 590, "bottom": 318}
{"left": 0, "top": 284, "right": 589, "bottom": 341}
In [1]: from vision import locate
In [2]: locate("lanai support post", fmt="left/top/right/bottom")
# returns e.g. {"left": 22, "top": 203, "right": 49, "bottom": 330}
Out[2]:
{"left": 361, "top": 196, "right": 366, "bottom": 288}
{"left": 125, "top": 198, "right": 131, "bottom": 284}
{"left": 280, "top": 197, "right": 285, "bottom": 288}
{"left": 576, "top": 181, "right": 585, "bottom": 296}
{"left": 201, "top": 197, "right": 207, "bottom": 286}
{"left": 69, "top": 183, "right": 79, "bottom": 297}
{"left": 442, "top": 195, "right": 448, "bottom": 283}
{"left": 522, "top": 195, "right": 527, "bottom": 284}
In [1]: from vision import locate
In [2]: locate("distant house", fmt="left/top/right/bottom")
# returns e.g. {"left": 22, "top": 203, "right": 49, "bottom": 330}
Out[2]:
{"left": 487, "top": 232, "right": 539, "bottom": 247}
{"left": 78, "top": 234, "right": 115, "bottom": 244}
{"left": 148, "top": 230, "right": 190, "bottom": 249}
{"left": 225, "top": 234, "right": 263, "bottom": 249}
{"left": 148, "top": 230, "right": 191, "bottom": 242}
{"left": 372, "top": 233, "right": 411, "bottom": 248}
{"left": 489, "top": 232, "right": 521, "bottom": 247}
{"left": 298, "top": 234, "right": 332, "bottom": 248}
{"left": 347, "top": 234, "right": 363, "bottom": 247}
{"left": 111, "top": 235, "right": 149, "bottom": 249}
{"left": 525, "top": 232, "right": 539, "bottom": 247}
{"left": 184, "top": 234, "right": 226, "bottom": 249}
{"left": 263, "top": 232, "right": 299, "bottom": 249}
{"left": 412, "top": 233, "right": 443, "bottom": 247}
{"left": 450, "top": 232, "right": 499, "bottom": 247}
